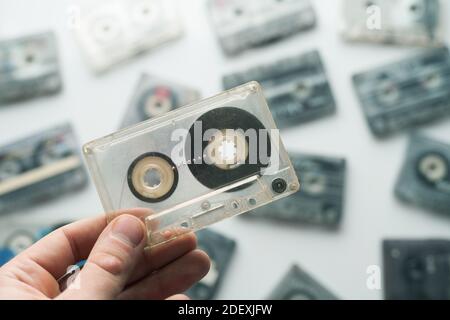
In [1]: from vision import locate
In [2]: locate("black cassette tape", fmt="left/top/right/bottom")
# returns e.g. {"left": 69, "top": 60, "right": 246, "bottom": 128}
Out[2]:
{"left": 341, "top": 0, "right": 444, "bottom": 47}
{"left": 186, "top": 229, "right": 236, "bottom": 300}
{"left": 352, "top": 47, "right": 450, "bottom": 138}
{"left": 0, "top": 32, "right": 62, "bottom": 105}
{"left": 395, "top": 134, "right": 450, "bottom": 215}
{"left": 267, "top": 265, "right": 338, "bottom": 300}
{"left": 383, "top": 239, "right": 450, "bottom": 300}
{"left": 120, "top": 74, "right": 201, "bottom": 128}
{"left": 208, "top": 0, "right": 316, "bottom": 56}
{"left": 0, "top": 124, "right": 88, "bottom": 214}
{"left": 223, "top": 51, "right": 336, "bottom": 129}
{"left": 247, "top": 153, "right": 346, "bottom": 228}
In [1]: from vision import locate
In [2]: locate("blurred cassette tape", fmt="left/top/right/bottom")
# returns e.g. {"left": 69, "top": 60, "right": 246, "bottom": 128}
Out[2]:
{"left": 0, "top": 32, "right": 62, "bottom": 105}
{"left": 186, "top": 229, "right": 236, "bottom": 300}
{"left": 73, "top": 0, "right": 182, "bottom": 73}
{"left": 247, "top": 153, "right": 346, "bottom": 228}
{"left": 341, "top": 0, "right": 444, "bottom": 47}
{"left": 267, "top": 265, "right": 338, "bottom": 300}
{"left": 383, "top": 239, "right": 450, "bottom": 300}
{"left": 208, "top": 0, "right": 316, "bottom": 56}
{"left": 83, "top": 82, "right": 300, "bottom": 247}
{"left": 223, "top": 51, "right": 336, "bottom": 129}
{"left": 353, "top": 47, "right": 450, "bottom": 138}
{"left": 120, "top": 74, "right": 201, "bottom": 128}
{"left": 0, "top": 124, "right": 88, "bottom": 214}
{"left": 395, "top": 134, "right": 450, "bottom": 215}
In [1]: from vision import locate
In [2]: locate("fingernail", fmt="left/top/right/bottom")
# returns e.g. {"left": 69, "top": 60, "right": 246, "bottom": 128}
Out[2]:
{"left": 111, "top": 215, "right": 145, "bottom": 247}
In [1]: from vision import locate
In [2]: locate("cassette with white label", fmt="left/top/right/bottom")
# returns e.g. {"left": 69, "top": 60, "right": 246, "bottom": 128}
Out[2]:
{"left": 73, "top": 0, "right": 182, "bottom": 73}
{"left": 223, "top": 51, "right": 336, "bottom": 129}
{"left": 208, "top": 0, "right": 316, "bottom": 56}
{"left": 83, "top": 82, "right": 300, "bottom": 247}
{"left": 0, "top": 32, "right": 62, "bottom": 105}
{"left": 120, "top": 74, "right": 201, "bottom": 128}
{"left": 395, "top": 134, "right": 450, "bottom": 215}
{"left": 341, "top": 0, "right": 444, "bottom": 47}
{"left": 352, "top": 48, "right": 450, "bottom": 138}
{"left": 186, "top": 229, "right": 236, "bottom": 300}
{"left": 0, "top": 124, "right": 88, "bottom": 214}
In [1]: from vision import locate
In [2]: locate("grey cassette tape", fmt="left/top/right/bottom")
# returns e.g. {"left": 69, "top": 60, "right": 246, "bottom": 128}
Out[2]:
{"left": 395, "top": 134, "right": 450, "bottom": 215}
{"left": 0, "top": 124, "right": 88, "bottom": 214}
{"left": 268, "top": 265, "right": 338, "bottom": 300}
{"left": 208, "top": 0, "right": 316, "bottom": 56}
{"left": 248, "top": 153, "right": 346, "bottom": 228}
{"left": 120, "top": 74, "right": 201, "bottom": 128}
{"left": 0, "top": 32, "right": 62, "bottom": 105}
{"left": 73, "top": 0, "right": 182, "bottom": 73}
{"left": 353, "top": 47, "right": 450, "bottom": 138}
{"left": 341, "top": 0, "right": 444, "bottom": 47}
{"left": 83, "top": 82, "right": 300, "bottom": 247}
{"left": 383, "top": 239, "right": 450, "bottom": 300}
{"left": 223, "top": 51, "right": 336, "bottom": 129}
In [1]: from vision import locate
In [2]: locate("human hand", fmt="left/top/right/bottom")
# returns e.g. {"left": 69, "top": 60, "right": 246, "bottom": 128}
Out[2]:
{"left": 0, "top": 209, "right": 210, "bottom": 300}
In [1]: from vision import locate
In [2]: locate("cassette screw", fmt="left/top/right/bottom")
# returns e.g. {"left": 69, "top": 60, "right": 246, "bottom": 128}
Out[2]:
{"left": 272, "top": 178, "right": 287, "bottom": 194}
{"left": 289, "top": 182, "right": 299, "bottom": 191}
{"left": 201, "top": 201, "right": 211, "bottom": 210}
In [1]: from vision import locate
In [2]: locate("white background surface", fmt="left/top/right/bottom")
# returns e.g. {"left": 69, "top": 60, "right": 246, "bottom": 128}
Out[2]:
{"left": 0, "top": 0, "right": 450, "bottom": 299}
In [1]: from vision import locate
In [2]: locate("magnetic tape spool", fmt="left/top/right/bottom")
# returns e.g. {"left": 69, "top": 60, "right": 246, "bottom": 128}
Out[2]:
{"left": 4, "top": 230, "right": 36, "bottom": 255}
{"left": 0, "top": 155, "right": 24, "bottom": 182}
{"left": 138, "top": 86, "right": 178, "bottom": 119}
{"left": 33, "top": 136, "right": 73, "bottom": 167}
{"left": 416, "top": 152, "right": 449, "bottom": 186}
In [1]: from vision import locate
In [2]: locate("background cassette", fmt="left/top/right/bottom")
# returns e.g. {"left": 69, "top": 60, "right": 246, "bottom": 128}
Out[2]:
{"left": 0, "top": 31, "right": 62, "bottom": 105}
{"left": 0, "top": 123, "right": 88, "bottom": 215}
{"left": 395, "top": 134, "right": 450, "bottom": 216}
{"left": 267, "top": 264, "right": 338, "bottom": 300}
{"left": 186, "top": 229, "right": 236, "bottom": 300}
{"left": 352, "top": 47, "right": 450, "bottom": 138}
{"left": 247, "top": 153, "right": 346, "bottom": 228}
{"left": 223, "top": 50, "right": 336, "bottom": 129}
{"left": 208, "top": 0, "right": 316, "bottom": 56}
{"left": 341, "top": 0, "right": 444, "bottom": 47}
{"left": 120, "top": 74, "right": 201, "bottom": 128}
{"left": 383, "top": 239, "right": 450, "bottom": 300}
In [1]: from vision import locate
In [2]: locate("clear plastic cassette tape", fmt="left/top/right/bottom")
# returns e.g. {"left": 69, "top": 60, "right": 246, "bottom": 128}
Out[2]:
{"left": 83, "top": 82, "right": 300, "bottom": 247}
{"left": 73, "top": 0, "right": 182, "bottom": 73}
{"left": 352, "top": 47, "right": 450, "bottom": 138}
{"left": 341, "top": 0, "right": 444, "bottom": 47}
{"left": 120, "top": 73, "right": 201, "bottom": 128}
{"left": 223, "top": 50, "right": 336, "bottom": 129}
{"left": 0, "top": 124, "right": 88, "bottom": 214}
{"left": 208, "top": 0, "right": 316, "bottom": 56}
{"left": 0, "top": 32, "right": 62, "bottom": 105}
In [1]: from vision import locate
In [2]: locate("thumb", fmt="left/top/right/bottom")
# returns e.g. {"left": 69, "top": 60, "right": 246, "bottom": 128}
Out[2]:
{"left": 58, "top": 215, "right": 146, "bottom": 300}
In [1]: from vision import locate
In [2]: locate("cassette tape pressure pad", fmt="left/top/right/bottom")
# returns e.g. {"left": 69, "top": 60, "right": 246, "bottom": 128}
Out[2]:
{"left": 84, "top": 82, "right": 300, "bottom": 247}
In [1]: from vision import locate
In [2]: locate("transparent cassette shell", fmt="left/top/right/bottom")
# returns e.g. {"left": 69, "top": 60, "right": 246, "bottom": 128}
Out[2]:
{"left": 83, "top": 82, "right": 300, "bottom": 247}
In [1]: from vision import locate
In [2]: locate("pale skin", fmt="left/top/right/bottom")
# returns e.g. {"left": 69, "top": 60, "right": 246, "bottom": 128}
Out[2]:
{"left": 0, "top": 208, "right": 211, "bottom": 300}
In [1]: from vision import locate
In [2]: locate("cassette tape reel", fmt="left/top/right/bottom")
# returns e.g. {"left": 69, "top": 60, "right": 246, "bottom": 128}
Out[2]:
{"left": 0, "top": 124, "right": 88, "bottom": 214}
{"left": 395, "top": 134, "right": 450, "bottom": 215}
{"left": 353, "top": 48, "right": 450, "bottom": 138}
{"left": 73, "top": 0, "right": 182, "bottom": 73}
{"left": 223, "top": 51, "right": 336, "bottom": 129}
{"left": 120, "top": 74, "right": 201, "bottom": 128}
{"left": 247, "top": 153, "right": 346, "bottom": 228}
{"left": 208, "top": 0, "right": 316, "bottom": 56}
{"left": 186, "top": 229, "right": 236, "bottom": 300}
{"left": 267, "top": 265, "right": 338, "bottom": 300}
{"left": 383, "top": 239, "right": 450, "bottom": 300}
{"left": 341, "top": 0, "right": 444, "bottom": 47}
{"left": 83, "top": 82, "right": 300, "bottom": 247}
{"left": 0, "top": 32, "right": 62, "bottom": 105}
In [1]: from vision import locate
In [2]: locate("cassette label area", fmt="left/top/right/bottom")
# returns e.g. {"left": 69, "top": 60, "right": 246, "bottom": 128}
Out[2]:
{"left": 208, "top": 0, "right": 316, "bottom": 56}
{"left": 83, "top": 82, "right": 300, "bottom": 247}
{"left": 394, "top": 134, "right": 450, "bottom": 215}
{"left": 0, "top": 124, "right": 88, "bottom": 214}
{"left": 352, "top": 48, "right": 450, "bottom": 138}
{"left": 73, "top": 0, "right": 182, "bottom": 73}
{"left": 0, "top": 32, "right": 62, "bottom": 105}
{"left": 223, "top": 51, "right": 336, "bottom": 129}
